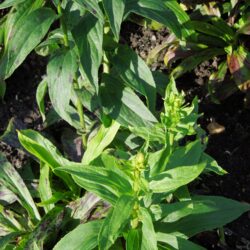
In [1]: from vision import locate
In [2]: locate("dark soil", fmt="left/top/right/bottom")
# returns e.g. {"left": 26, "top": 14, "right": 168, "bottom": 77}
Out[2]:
{"left": 0, "top": 53, "right": 46, "bottom": 167}
{"left": 122, "top": 22, "right": 250, "bottom": 249}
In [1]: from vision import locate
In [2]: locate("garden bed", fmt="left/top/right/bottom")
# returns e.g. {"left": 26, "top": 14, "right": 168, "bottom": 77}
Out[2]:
{"left": 0, "top": 1, "right": 250, "bottom": 249}
{"left": 1, "top": 22, "right": 249, "bottom": 250}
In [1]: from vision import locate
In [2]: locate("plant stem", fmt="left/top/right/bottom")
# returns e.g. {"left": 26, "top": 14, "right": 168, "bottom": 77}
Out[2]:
{"left": 57, "top": 3, "right": 69, "bottom": 48}
{"left": 76, "top": 92, "right": 87, "bottom": 148}
{"left": 103, "top": 52, "right": 110, "bottom": 74}
{"left": 218, "top": 227, "right": 226, "bottom": 246}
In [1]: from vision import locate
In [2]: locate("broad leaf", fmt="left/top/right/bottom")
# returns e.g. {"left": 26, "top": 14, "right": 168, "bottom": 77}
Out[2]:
{"left": 126, "top": 229, "right": 141, "bottom": 250}
{"left": 149, "top": 161, "right": 206, "bottom": 193}
{"left": 0, "top": 0, "right": 25, "bottom": 9}
{"left": 82, "top": 121, "right": 120, "bottom": 164}
{"left": 56, "top": 165, "right": 133, "bottom": 205}
{"left": 100, "top": 74, "right": 157, "bottom": 128}
{"left": 125, "top": 0, "right": 181, "bottom": 38}
{"left": 140, "top": 207, "right": 157, "bottom": 250}
{"left": 72, "top": 13, "right": 103, "bottom": 91}
{"left": 156, "top": 233, "right": 205, "bottom": 250}
{"left": 172, "top": 48, "right": 225, "bottom": 79}
{"left": 74, "top": 0, "right": 104, "bottom": 21}
{"left": 0, "top": 7, "right": 56, "bottom": 79}
{"left": 98, "top": 195, "right": 135, "bottom": 249}
{"left": 38, "top": 162, "right": 54, "bottom": 213}
{"left": 47, "top": 49, "right": 81, "bottom": 129}
{"left": 112, "top": 46, "right": 156, "bottom": 112}
{"left": 53, "top": 220, "right": 102, "bottom": 250}
{"left": 0, "top": 153, "right": 40, "bottom": 222}
{"left": 23, "top": 207, "right": 64, "bottom": 249}
{"left": 155, "top": 195, "right": 250, "bottom": 238}
{"left": 102, "top": 0, "right": 125, "bottom": 41}
{"left": 36, "top": 78, "right": 47, "bottom": 122}
{"left": 150, "top": 201, "right": 194, "bottom": 222}
{"left": 18, "top": 129, "right": 78, "bottom": 193}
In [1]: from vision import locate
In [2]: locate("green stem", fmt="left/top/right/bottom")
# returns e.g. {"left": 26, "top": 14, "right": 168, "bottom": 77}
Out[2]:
{"left": 74, "top": 80, "right": 87, "bottom": 149}
{"left": 57, "top": 3, "right": 69, "bottom": 48}
{"left": 103, "top": 52, "right": 110, "bottom": 74}
{"left": 218, "top": 227, "right": 226, "bottom": 246}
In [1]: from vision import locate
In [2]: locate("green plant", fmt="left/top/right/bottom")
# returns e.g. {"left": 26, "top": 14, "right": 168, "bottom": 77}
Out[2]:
{"left": 147, "top": 0, "right": 250, "bottom": 102}
{"left": 0, "top": 0, "right": 249, "bottom": 249}
{"left": 5, "top": 79, "right": 246, "bottom": 249}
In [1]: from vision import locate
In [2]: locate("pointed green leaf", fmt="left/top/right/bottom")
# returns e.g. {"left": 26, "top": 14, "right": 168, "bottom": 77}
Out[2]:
{"left": 18, "top": 129, "right": 78, "bottom": 193}
{"left": 82, "top": 121, "right": 120, "bottom": 164}
{"left": 23, "top": 207, "right": 64, "bottom": 249}
{"left": 149, "top": 161, "right": 206, "bottom": 193}
{"left": 102, "top": 0, "right": 125, "bottom": 41}
{"left": 53, "top": 220, "right": 102, "bottom": 250}
{"left": 155, "top": 195, "right": 250, "bottom": 238}
{"left": 156, "top": 233, "right": 205, "bottom": 250}
{"left": 98, "top": 195, "right": 135, "bottom": 249}
{"left": 126, "top": 229, "right": 141, "bottom": 250}
{"left": 0, "top": 7, "right": 56, "bottom": 79}
{"left": 100, "top": 74, "right": 157, "bottom": 128}
{"left": 72, "top": 13, "right": 103, "bottom": 91}
{"left": 38, "top": 162, "right": 54, "bottom": 213}
{"left": 112, "top": 46, "right": 156, "bottom": 112}
{"left": 125, "top": 0, "right": 181, "bottom": 38}
{"left": 0, "top": 0, "right": 25, "bottom": 9}
{"left": 140, "top": 207, "right": 157, "bottom": 250}
{"left": 74, "top": 0, "right": 104, "bottom": 21}
{"left": 0, "top": 152, "right": 41, "bottom": 221}
{"left": 47, "top": 49, "right": 81, "bottom": 129}
{"left": 56, "top": 165, "right": 133, "bottom": 205}
{"left": 36, "top": 78, "right": 47, "bottom": 122}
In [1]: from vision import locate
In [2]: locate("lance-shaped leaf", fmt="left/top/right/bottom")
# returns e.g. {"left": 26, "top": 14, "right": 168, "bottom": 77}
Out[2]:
{"left": 126, "top": 229, "right": 141, "bottom": 250}
{"left": 155, "top": 195, "right": 250, "bottom": 238}
{"left": 36, "top": 78, "right": 47, "bottom": 122}
{"left": 100, "top": 74, "right": 157, "bottom": 128}
{"left": 23, "top": 206, "right": 64, "bottom": 249}
{"left": 172, "top": 48, "right": 225, "bottom": 79}
{"left": 0, "top": 0, "right": 26, "bottom": 9}
{"left": 125, "top": 0, "right": 181, "bottom": 38}
{"left": 140, "top": 207, "right": 158, "bottom": 250}
{"left": 102, "top": 0, "right": 125, "bottom": 41}
{"left": 56, "top": 165, "right": 133, "bottom": 205}
{"left": 53, "top": 220, "right": 102, "bottom": 250}
{"left": 0, "top": 7, "right": 56, "bottom": 79}
{"left": 150, "top": 200, "right": 194, "bottom": 222}
{"left": 47, "top": 49, "right": 81, "bottom": 129}
{"left": 163, "top": 0, "right": 195, "bottom": 40}
{"left": 156, "top": 233, "right": 205, "bottom": 250}
{"left": 0, "top": 153, "right": 41, "bottom": 222}
{"left": 98, "top": 195, "right": 135, "bottom": 249}
{"left": 74, "top": 0, "right": 104, "bottom": 21}
{"left": 82, "top": 121, "right": 120, "bottom": 164}
{"left": 149, "top": 161, "right": 206, "bottom": 193}
{"left": 0, "top": 232, "right": 24, "bottom": 250}
{"left": 72, "top": 13, "right": 103, "bottom": 92}
{"left": 111, "top": 46, "right": 156, "bottom": 112}
{"left": 18, "top": 129, "right": 79, "bottom": 193}
{"left": 3, "top": 0, "right": 45, "bottom": 46}
{"left": 38, "top": 162, "right": 54, "bottom": 213}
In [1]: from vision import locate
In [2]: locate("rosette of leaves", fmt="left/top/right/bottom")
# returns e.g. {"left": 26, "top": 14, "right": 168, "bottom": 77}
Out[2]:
{"left": 147, "top": 1, "right": 250, "bottom": 103}
{"left": 14, "top": 79, "right": 250, "bottom": 249}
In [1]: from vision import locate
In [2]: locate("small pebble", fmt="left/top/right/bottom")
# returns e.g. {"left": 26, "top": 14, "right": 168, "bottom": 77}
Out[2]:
{"left": 24, "top": 117, "right": 33, "bottom": 124}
